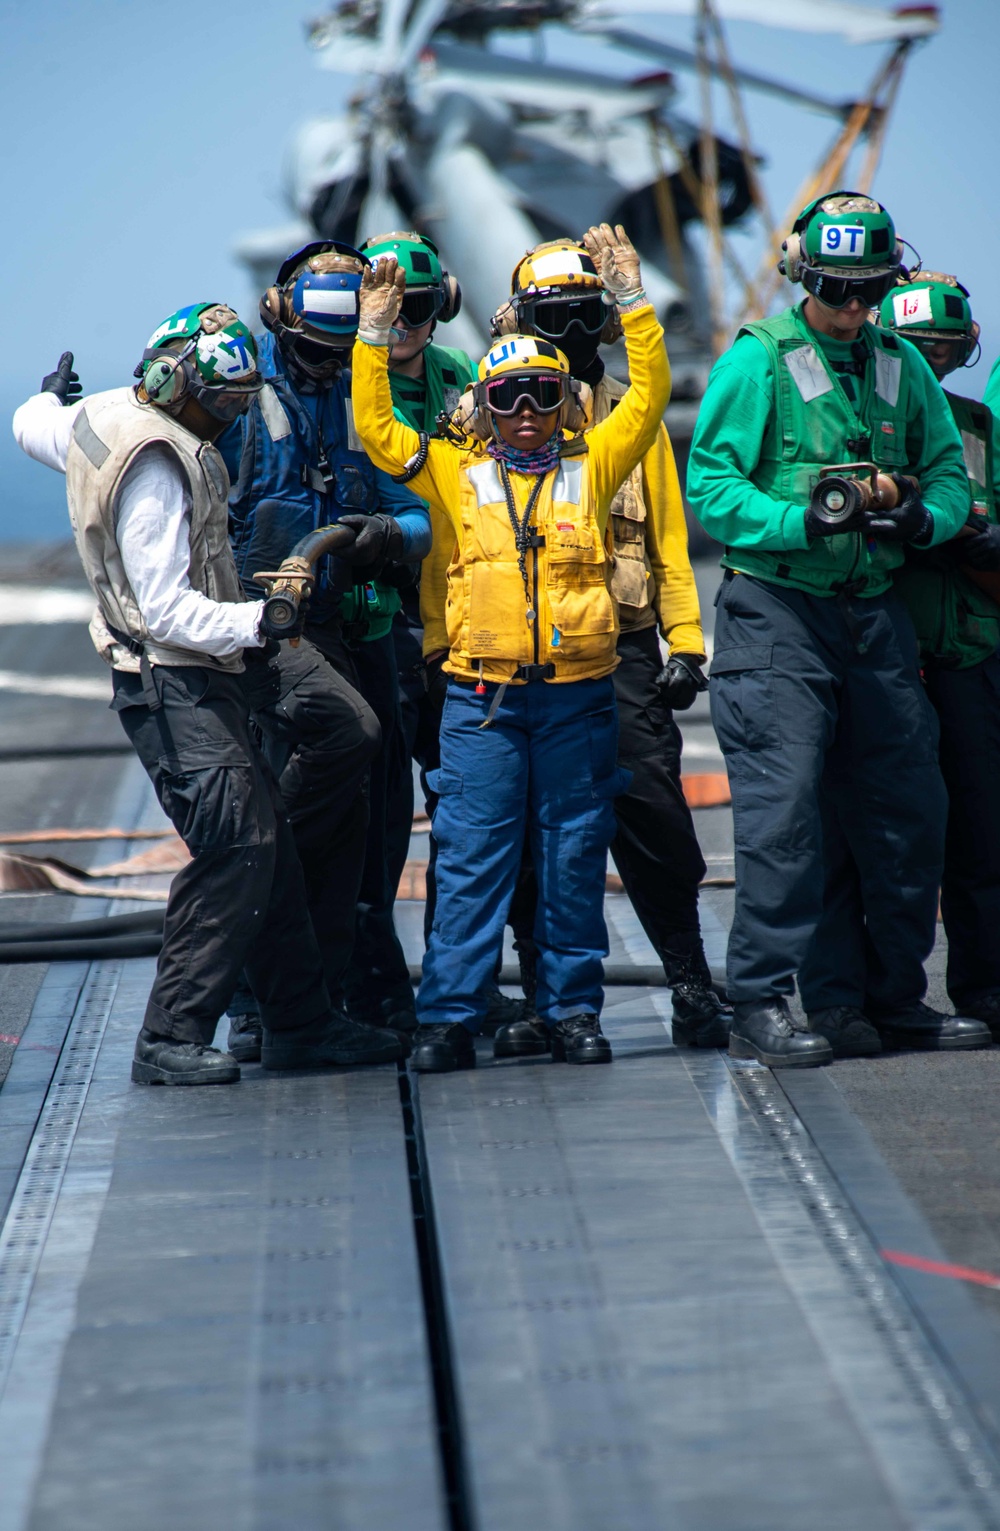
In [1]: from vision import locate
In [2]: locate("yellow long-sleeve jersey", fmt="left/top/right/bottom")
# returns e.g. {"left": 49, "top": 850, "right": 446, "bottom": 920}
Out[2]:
{"left": 351, "top": 304, "right": 671, "bottom": 684}
{"left": 416, "top": 342, "right": 704, "bottom": 663}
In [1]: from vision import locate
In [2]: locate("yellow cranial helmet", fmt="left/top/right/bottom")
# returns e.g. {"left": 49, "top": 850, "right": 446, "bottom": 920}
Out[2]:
{"left": 477, "top": 334, "right": 571, "bottom": 383}
{"left": 510, "top": 240, "right": 603, "bottom": 298}
{"left": 491, "top": 241, "right": 620, "bottom": 346}
{"left": 463, "top": 334, "right": 588, "bottom": 442}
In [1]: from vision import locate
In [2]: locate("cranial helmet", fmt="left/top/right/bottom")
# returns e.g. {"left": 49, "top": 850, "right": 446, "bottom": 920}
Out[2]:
{"left": 137, "top": 303, "right": 261, "bottom": 424}
{"left": 491, "top": 239, "right": 622, "bottom": 353}
{"left": 359, "top": 231, "right": 462, "bottom": 324}
{"left": 259, "top": 241, "right": 369, "bottom": 385}
{"left": 779, "top": 191, "right": 905, "bottom": 309}
{"left": 454, "top": 333, "right": 589, "bottom": 442}
{"left": 877, "top": 271, "right": 980, "bottom": 377}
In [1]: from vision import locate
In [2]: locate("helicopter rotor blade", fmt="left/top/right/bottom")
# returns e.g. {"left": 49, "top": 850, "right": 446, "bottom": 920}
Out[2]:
{"left": 377, "top": 0, "right": 411, "bottom": 71}
{"left": 424, "top": 38, "right": 674, "bottom": 116}
{"left": 398, "top": 0, "right": 453, "bottom": 73}
{"left": 581, "top": 23, "right": 848, "bottom": 116}
{"left": 579, "top": 0, "right": 940, "bottom": 46}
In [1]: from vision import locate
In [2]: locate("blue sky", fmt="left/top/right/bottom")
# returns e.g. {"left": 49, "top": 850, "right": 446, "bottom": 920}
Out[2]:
{"left": 1, "top": 0, "right": 997, "bottom": 540}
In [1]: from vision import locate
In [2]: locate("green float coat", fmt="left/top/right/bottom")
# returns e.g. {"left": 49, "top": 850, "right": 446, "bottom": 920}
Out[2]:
{"left": 894, "top": 390, "right": 1000, "bottom": 668}
{"left": 984, "top": 354, "right": 1000, "bottom": 417}
{"left": 387, "top": 343, "right": 475, "bottom": 435}
{"left": 686, "top": 302, "right": 970, "bottom": 597}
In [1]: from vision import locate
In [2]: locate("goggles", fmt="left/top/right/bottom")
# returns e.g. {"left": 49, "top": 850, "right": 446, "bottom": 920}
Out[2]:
{"left": 397, "top": 287, "right": 445, "bottom": 330}
{"left": 521, "top": 292, "right": 606, "bottom": 339}
{"left": 484, "top": 372, "right": 565, "bottom": 417}
{"left": 906, "top": 331, "right": 979, "bottom": 375}
{"left": 190, "top": 374, "right": 262, "bottom": 423}
{"left": 802, "top": 265, "right": 899, "bottom": 310}
{"left": 139, "top": 341, "right": 260, "bottom": 420}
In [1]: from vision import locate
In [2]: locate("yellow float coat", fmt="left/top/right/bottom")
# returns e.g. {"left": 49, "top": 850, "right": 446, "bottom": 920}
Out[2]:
{"left": 417, "top": 339, "right": 703, "bottom": 663}
{"left": 351, "top": 304, "right": 671, "bottom": 684}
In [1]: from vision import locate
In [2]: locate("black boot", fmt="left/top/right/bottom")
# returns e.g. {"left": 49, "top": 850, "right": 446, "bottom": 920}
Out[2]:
{"left": 410, "top": 1022, "right": 477, "bottom": 1073}
{"left": 378, "top": 979, "right": 419, "bottom": 1037}
{"left": 480, "top": 986, "right": 527, "bottom": 1038}
{"left": 494, "top": 1016, "right": 551, "bottom": 1059}
{"left": 869, "top": 1001, "right": 991, "bottom": 1052}
{"left": 729, "top": 999, "right": 833, "bottom": 1068}
{"left": 516, "top": 937, "right": 539, "bottom": 1020}
{"left": 227, "top": 1012, "right": 263, "bottom": 1063}
{"left": 131, "top": 1027, "right": 240, "bottom": 1086}
{"left": 550, "top": 1014, "right": 612, "bottom": 1065}
{"left": 344, "top": 979, "right": 418, "bottom": 1040}
{"left": 661, "top": 941, "right": 733, "bottom": 1048}
{"left": 806, "top": 1006, "right": 882, "bottom": 1058}
{"left": 958, "top": 992, "right": 1000, "bottom": 1039}
{"left": 262, "top": 1009, "right": 408, "bottom": 1070}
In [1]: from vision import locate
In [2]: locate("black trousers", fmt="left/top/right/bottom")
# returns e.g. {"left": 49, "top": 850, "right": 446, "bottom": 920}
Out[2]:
{"left": 604, "top": 625, "right": 707, "bottom": 946}
{"left": 924, "top": 652, "right": 1000, "bottom": 1007}
{"left": 245, "top": 636, "right": 380, "bottom": 1001}
{"left": 711, "top": 572, "right": 946, "bottom": 1010}
{"left": 305, "top": 622, "right": 414, "bottom": 1017}
{"left": 112, "top": 665, "right": 331, "bottom": 1046}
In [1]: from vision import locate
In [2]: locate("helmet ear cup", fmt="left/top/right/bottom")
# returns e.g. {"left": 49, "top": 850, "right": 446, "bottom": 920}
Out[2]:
{"left": 779, "top": 231, "right": 804, "bottom": 283}
{"left": 439, "top": 273, "right": 462, "bottom": 324}
{"left": 467, "top": 382, "right": 493, "bottom": 442}
{"left": 259, "top": 284, "right": 301, "bottom": 334}
{"left": 259, "top": 287, "right": 283, "bottom": 333}
{"left": 144, "top": 354, "right": 188, "bottom": 407}
{"left": 561, "top": 378, "right": 590, "bottom": 434}
{"left": 489, "top": 300, "right": 519, "bottom": 340}
{"left": 600, "top": 307, "right": 623, "bottom": 345}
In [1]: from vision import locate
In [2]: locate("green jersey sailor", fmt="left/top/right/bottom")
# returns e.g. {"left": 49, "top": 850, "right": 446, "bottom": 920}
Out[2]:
{"left": 879, "top": 270, "right": 1000, "bottom": 1035}
{"left": 687, "top": 191, "right": 989, "bottom": 1065}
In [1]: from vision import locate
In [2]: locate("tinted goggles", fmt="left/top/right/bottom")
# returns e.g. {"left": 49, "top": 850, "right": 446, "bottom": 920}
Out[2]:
{"left": 908, "top": 332, "right": 978, "bottom": 374}
{"left": 484, "top": 372, "right": 565, "bottom": 416}
{"left": 397, "top": 287, "right": 444, "bottom": 329}
{"left": 522, "top": 293, "right": 606, "bottom": 339}
{"left": 191, "top": 375, "right": 262, "bottom": 424}
{"left": 802, "top": 265, "right": 899, "bottom": 310}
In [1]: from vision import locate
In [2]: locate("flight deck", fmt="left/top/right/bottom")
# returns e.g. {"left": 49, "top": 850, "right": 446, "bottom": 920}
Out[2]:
{"left": 2, "top": 561, "right": 1000, "bottom": 1529}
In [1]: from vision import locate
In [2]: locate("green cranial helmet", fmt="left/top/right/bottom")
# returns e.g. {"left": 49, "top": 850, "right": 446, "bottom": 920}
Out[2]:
{"left": 138, "top": 303, "right": 260, "bottom": 422}
{"left": 358, "top": 230, "right": 461, "bottom": 331}
{"left": 780, "top": 191, "right": 904, "bottom": 310}
{"left": 360, "top": 231, "right": 443, "bottom": 288}
{"left": 877, "top": 272, "right": 980, "bottom": 378}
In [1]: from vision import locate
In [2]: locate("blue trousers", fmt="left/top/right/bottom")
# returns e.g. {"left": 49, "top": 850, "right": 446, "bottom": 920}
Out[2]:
{"left": 418, "top": 676, "right": 626, "bottom": 1031}
{"left": 710, "top": 573, "right": 946, "bottom": 1011}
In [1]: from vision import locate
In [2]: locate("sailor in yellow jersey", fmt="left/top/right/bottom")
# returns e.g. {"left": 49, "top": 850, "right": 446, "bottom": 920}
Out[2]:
{"left": 461, "top": 239, "right": 730, "bottom": 1049}
{"left": 352, "top": 224, "right": 670, "bottom": 1072}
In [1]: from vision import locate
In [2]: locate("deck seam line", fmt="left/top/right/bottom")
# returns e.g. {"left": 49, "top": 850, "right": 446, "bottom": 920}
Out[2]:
{"left": 400, "top": 1065, "right": 478, "bottom": 1531}
{"left": 0, "top": 961, "right": 121, "bottom": 1405}
{"left": 709, "top": 1055, "right": 1000, "bottom": 1529}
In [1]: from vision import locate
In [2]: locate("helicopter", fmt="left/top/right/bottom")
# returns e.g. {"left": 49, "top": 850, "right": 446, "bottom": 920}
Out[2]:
{"left": 234, "top": 0, "right": 940, "bottom": 454}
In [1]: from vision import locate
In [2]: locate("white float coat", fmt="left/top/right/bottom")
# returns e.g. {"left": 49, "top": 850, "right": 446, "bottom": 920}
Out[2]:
{"left": 13, "top": 392, "right": 263, "bottom": 659}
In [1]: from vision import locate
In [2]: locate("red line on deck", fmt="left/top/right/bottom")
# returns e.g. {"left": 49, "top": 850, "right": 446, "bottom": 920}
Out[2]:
{"left": 881, "top": 1247, "right": 1000, "bottom": 1290}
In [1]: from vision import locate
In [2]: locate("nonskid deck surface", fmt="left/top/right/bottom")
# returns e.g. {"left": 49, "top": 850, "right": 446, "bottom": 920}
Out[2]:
{"left": 3, "top": 840, "right": 1000, "bottom": 1529}
{"left": 2, "top": 586, "right": 1000, "bottom": 1526}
